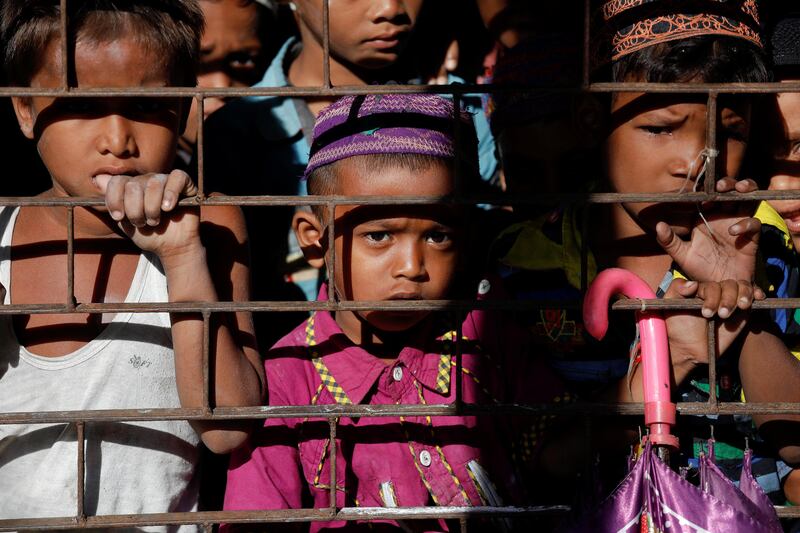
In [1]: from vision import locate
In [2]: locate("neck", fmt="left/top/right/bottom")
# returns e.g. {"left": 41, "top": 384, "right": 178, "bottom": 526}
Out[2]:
{"left": 334, "top": 310, "right": 431, "bottom": 361}
{"left": 591, "top": 204, "right": 672, "bottom": 291}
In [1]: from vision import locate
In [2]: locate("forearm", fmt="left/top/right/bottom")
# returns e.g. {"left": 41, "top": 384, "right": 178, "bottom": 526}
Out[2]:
{"left": 739, "top": 327, "right": 800, "bottom": 465}
{"left": 161, "top": 244, "right": 264, "bottom": 452}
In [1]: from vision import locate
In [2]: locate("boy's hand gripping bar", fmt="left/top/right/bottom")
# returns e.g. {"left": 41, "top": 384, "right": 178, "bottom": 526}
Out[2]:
{"left": 583, "top": 268, "right": 679, "bottom": 449}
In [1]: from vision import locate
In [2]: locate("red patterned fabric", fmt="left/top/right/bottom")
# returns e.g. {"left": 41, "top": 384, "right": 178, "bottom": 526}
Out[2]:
{"left": 598, "top": 0, "right": 762, "bottom": 61}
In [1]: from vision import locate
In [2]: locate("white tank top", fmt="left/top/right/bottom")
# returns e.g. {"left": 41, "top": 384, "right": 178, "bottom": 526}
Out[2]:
{"left": 0, "top": 207, "right": 200, "bottom": 532}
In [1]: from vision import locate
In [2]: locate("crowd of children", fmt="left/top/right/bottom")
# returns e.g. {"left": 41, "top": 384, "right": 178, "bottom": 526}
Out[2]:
{"left": 3, "top": 0, "right": 800, "bottom": 531}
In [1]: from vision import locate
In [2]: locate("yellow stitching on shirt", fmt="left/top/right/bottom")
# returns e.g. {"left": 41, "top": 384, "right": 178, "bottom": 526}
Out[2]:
{"left": 413, "top": 381, "right": 472, "bottom": 505}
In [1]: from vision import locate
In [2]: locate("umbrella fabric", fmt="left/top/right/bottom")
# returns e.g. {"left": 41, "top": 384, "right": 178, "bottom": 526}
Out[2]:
{"left": 568, "top": 441, "right": 780, "bottom": 533}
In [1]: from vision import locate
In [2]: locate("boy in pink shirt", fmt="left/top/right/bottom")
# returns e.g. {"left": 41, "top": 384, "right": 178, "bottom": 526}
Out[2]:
{"left": 223, "top": 94, "right": 569, "bottom": 531}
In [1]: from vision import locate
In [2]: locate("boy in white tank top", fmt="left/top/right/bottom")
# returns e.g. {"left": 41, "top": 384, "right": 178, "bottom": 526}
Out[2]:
{"left": 0, "top": 0, "right": 264, "bottom": 528}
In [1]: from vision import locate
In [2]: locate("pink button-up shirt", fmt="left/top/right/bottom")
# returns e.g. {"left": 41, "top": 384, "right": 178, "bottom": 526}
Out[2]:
{"left": 224, "top": 281, "right": 565, "bottom": 531}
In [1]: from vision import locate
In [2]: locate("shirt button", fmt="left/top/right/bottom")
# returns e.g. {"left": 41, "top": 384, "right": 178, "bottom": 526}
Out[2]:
{"left": 419, "top": 450, "right": 432, "bottom": 467}
{"left": 478, "top": 279, "right": 491, "bottom": 295}
{"left": 392, "top": 367, "right": 404, "bottom": 382}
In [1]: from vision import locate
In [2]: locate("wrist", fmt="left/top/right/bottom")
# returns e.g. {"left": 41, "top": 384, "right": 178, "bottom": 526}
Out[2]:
{"left": 157, "top": 242, "right": 207, "bottom": 271}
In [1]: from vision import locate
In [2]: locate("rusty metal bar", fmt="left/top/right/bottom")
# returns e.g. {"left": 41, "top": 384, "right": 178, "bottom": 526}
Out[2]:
{"left": 0, "top": 505, "right": 571, "bottom": 531}
{"left": 9, "top": 189, "right": 800, "bottom": 210}
{"left": 322, "top": 0, "right": 331, "bottom": 88}
{"left": 328, "top": 418, "right": 337, "bottom": 512}
{"left": 196, "top": 95, "right": 205, "bottom": 198}
{"left": 0, "top": 296, "right": 792, "bottom": 316}
{"left": 76, "top": 421, "right": 85, "bottom": 523}
{"left": 60, "top": 0, "right": 69, "bottom": 88}
{"left": 2, "top": 295, "right": 800, "bottom": 316}
{"left": 5, "top": 401, "right": 800, "bottom": 427}
{"left": 582, "top": 0, "right": 591, "bottom": 89}
{"left": 455, "top": 314, "right": 464, "bottom": 412}
{"left": 704, "top": 93, "right": 718, "bottom": 194}
{"left": 707, "top": 320, "right": 717, "bottom": 406}
{"left": 327, "top": 200, "right": 336, "bottom": 303}
{"left": 66, "top": 206, "right": 76, "bottom": 310}
{"left": 460, "top": 516, "right": 468, "bottom": 533}
{"left": 202, "top": 310, "right": 211, "bottom": 411}
{"left": 9, "top": 81, "right": 800, "bottom": 98}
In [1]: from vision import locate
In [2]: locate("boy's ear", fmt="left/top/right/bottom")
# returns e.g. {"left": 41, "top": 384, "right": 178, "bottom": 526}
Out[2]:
{"left": 11, "top": 96, "right": 36, "bottom": 140}
{"left": 292, "top": 209, "right": 326, "bottom": 269}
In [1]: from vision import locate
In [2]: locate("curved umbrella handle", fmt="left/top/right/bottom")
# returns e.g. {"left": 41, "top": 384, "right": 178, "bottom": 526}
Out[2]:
{"left": 583, "top": 268, "right": 678, "bottom": 449}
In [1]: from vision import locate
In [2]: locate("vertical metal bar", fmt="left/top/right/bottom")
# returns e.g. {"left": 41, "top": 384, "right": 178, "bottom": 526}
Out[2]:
{"left": 460, "top": 516, "right": 468, "bottom": 533}
{"left": 452, "top": 93, "right": 463, "bottom": 197}
{"left": 202, "top": 310, "right": 211, "bottom": 411}
{"left": 322, "top": 0, "right": 331, "bottom": 88}
{"left": 201, "top": 523, "right": 213, "bottom": 533}
{"left": 67, "top": 206, "right": 76, "bottom": 309}
{"left": 704, "top": 93, "right": 718, "bottom": 194}
{"left": 196, "top": 95, "right": 206, "bottom": 199}
{"left": 76, "top": 421, "right": 85, "bottom": 521}
{"left": 707, "top": 319, "right": 717, "bottom": 406}
{"left": 328, "top": 417, "right": 338, "bottom": 512}
{"left": 580, "top": 204, "right": 589, "bottom": 295}
{"left": 327, "top": 200, "right": 336, "bottom": 303}
{"left": 60, "top": 0, "right": 69, "bottom": 89}
{"left": 582, "top": 0, "right": 591, "bottom": 88}
{"left": 455, "top": 316, "right": 463, "bottom": 413}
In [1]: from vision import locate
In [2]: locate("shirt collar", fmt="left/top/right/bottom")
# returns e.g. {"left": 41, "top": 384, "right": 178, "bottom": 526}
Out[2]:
{"left": 250, "top": 37, "right": 303, "bottom": 142}
{"left": 309, "top": 285, "right": 455, "bottom": 403}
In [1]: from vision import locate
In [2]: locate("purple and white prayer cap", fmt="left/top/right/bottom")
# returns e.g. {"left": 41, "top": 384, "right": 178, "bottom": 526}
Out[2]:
{"left": 303, "top": 93, "right": 472, "bottom": 180}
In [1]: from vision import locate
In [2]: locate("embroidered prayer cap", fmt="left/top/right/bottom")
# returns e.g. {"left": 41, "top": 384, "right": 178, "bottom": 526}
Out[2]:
{"left": 486, "top": 34, "right": 583, "bottom": 135}
{"left": 596, "top": 0, "right": 763, "bottom": 64}
{"left": 304, "top": 93, "right": 473, "bottom": 180}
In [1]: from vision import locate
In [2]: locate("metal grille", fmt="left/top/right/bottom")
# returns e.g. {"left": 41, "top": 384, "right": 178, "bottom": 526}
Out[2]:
{"left": 3, "top": 0, "right": 800, "bottom": 530}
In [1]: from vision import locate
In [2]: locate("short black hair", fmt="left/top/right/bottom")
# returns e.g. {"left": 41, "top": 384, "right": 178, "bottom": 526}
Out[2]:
{"left": 1, "top": 0, "right": 204, "bottom": 86}
{"left": 610, "top": 35, "right": 769, "bottom": 83}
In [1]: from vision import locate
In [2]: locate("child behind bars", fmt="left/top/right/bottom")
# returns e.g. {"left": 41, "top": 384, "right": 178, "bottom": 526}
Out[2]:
{"left": 0, "top": 0, "right": 263, "bottom": 523}
{"left": 592, "top": 0, "right": 800, "bottom": 496}
{"left": 221, "top": 93, "right": 573, "bottom": 531}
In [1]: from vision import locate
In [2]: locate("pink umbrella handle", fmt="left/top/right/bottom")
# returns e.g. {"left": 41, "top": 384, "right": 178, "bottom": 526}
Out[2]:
{"left": 583, "top": 268, "right": 678, "bottom": 449}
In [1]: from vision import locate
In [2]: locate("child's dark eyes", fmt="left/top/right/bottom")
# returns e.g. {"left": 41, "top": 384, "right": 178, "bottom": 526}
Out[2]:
{"left": 228, "top": 52, "right": 258, "bottom": 71}
{"left": 364, "top": 231, "right": 391, "bottom": 243}
{"left": 640, "top": 125, "right": 674, "bottom": 136}
{"left": 426, "top": 231, "right": 453, "bottom": 246}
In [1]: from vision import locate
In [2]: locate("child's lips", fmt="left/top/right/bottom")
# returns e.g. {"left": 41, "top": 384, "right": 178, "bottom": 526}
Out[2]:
{"left": 782, "top": 209, "right": 800, "bottom": 234}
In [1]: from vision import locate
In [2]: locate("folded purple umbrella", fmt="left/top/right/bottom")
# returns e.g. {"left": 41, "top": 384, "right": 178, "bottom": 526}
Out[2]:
{"left": 569, "top": 440, "right": 781, "bottom": 533}
{"left": 570, "top": 268, "right": 783, "bottom": 533}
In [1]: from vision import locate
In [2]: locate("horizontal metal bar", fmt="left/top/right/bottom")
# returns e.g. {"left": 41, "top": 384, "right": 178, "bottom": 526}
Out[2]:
{"left": 2, "top": 401, "right": 800, "bottom": 426}
{"left": 9, "top": 190, "right": 800, "bottom": 209}
{"left": 4, "top": 296, "right": 800, "bottom": 316}
{"left": 614, "top": 298, "right": 800, "bottom": 311}
{"left": 0, "top": 505, "right": 570, "bottom": 530}
{"left": 7, "top": 82, "right": 800, "bottom": 98}
{"left": 1, "top": 502, "right": 797, "bottom": 530}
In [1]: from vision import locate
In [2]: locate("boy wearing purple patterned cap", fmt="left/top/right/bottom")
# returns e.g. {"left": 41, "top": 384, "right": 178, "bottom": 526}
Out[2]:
{"left": 221, "top": 93, "right": 570, "bottom": 531}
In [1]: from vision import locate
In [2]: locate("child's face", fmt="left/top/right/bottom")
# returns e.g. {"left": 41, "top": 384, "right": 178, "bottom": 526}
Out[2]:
{"left": 184, "top": 0, "right": 265, "bottom": 144}
{"left": 767, "top": 91, "right": 800, "bottom": 236}
{"left": 330, "top": 160, "right": 460, "bottom": 338}
{"left": 12, "top": 36, "right": 183, "bottom": 200}
{"left": 294, "top": 0, "right": 423, "bottom": 69}
{"left": 605, "top": 92, "right": 750, "bottom": 236}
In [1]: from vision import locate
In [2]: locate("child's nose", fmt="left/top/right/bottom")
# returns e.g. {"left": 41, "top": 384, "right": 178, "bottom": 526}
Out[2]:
{"left": 96, "top": 114, "right": 137, "bottom": 158}
{"left": 201, "top": 70, "right": 233, "bottom": 89}
{"left": 668, "top": 137, "right": 707, "bottom": 181}
{"left": 393, "top": 241, "right": 427, "bottom": 281}
{"left": 369, "top": 0, "right": 407, "bottom": 23}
